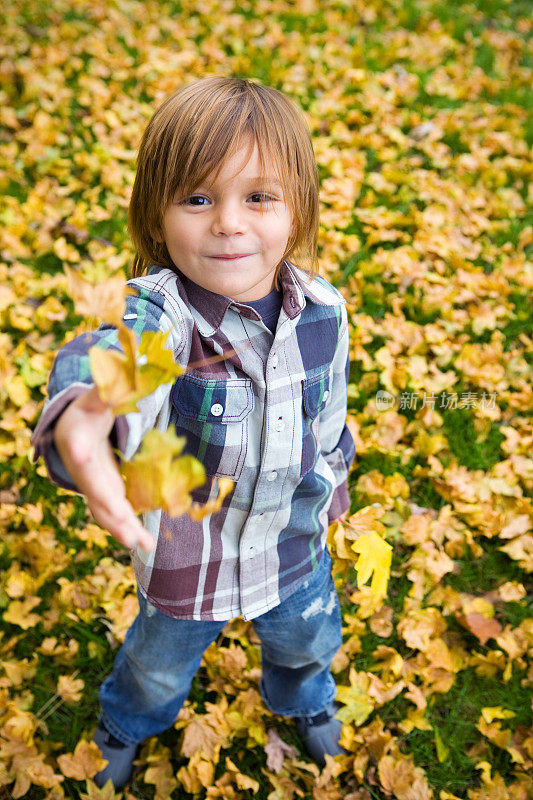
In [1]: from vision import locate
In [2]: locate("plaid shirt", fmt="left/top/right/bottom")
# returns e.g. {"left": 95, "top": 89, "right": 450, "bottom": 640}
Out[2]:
{"left": 32, "top": 261, "right": 355, "bottom": 621}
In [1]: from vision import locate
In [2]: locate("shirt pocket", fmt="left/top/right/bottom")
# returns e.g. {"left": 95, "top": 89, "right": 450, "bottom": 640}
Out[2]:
{"left": 301, "top": 369, "right": 332, "bottom": 477}
{"left": 170, "top": 375, "right": 254, "bottom": 481}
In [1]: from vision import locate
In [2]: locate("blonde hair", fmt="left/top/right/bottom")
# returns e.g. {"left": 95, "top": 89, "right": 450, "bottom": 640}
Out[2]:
{"left": 128, "top": 76, "right": 319, "bottom": 281}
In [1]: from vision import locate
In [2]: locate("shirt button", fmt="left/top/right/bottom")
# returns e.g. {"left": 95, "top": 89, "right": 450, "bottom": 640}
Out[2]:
{"left": 271, "top": 354, "right": 279, "bottom": 368}
{"left": 266, "top": 471, "right": 277, "bottom": 482}
{"left": 248, "top": 546, "right": 255, "bottom": 558}
{"left": 323, "top": 390, "right": 329, "bottom": 401}
{"left": 210, "top": 403, "right": 223, "bottom": 416}
{"left": 275, "top": 418, "right": 285, "bottom": 431}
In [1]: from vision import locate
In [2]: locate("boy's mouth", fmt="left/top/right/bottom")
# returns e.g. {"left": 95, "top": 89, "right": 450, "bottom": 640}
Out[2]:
{"left": 209, "top": 253, "right": 252, "bottom": 260}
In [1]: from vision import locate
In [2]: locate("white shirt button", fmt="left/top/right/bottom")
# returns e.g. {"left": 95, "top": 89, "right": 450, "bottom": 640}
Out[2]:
{"left": 248, "top": 546, "right": 255, "bottom": 558}
{"left": 323, "top": 390, "right": 329, "bottom": 401}
{"left": 210, "top": 403, "right": 223, "bottom": 416}
{"left": 266, "top": 471, "right": 277, "bottom": 482}
{"left": 271, "top": 354, "right": 279, "bottom": 368}
{"left": 275, "top": 418, "right": 285, "bottom": 431}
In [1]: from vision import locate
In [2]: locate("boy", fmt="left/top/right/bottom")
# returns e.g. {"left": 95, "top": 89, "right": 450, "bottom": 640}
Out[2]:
{"left": 32, "top": 76, "right": 355, "bottom": 788}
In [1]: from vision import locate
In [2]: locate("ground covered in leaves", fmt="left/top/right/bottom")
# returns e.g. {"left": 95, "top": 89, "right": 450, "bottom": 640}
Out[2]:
{"left": 0, "top": 0, "right": 532, "bottom": 798}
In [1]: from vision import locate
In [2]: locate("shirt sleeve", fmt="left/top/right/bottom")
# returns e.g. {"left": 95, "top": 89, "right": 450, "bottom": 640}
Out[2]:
{"left": 318, "top": 304, "right": 356, "bottom": 522}
{"left": 30, "top": 282, "right": 186, "bottom": 492}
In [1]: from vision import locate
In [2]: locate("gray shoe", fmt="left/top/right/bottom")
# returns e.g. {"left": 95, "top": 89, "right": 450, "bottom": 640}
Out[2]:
{"left": 92, "top": 719, "right": 139, "bottom": 789}
{"left": 295, "top": 702, "right": 347, "bottom": 767}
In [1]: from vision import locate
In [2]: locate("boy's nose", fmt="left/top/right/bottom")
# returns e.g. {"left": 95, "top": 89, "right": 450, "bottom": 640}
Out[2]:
{"left": 211, "top": 202, "right": 247, "bottom": 236}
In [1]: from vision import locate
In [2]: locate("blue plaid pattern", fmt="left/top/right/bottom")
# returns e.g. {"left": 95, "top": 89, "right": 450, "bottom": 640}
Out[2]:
{"left": 32, "top": 261, "right": 355, "bottom": 621}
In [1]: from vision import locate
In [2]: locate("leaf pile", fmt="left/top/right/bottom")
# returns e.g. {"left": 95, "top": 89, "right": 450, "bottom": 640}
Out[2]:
{"left": 0, "top": 0, "right": 531, "bottom": 798}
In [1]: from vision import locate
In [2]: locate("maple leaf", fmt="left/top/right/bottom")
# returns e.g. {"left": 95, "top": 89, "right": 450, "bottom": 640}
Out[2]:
{"left": 456, "top": 612, "right": 503, "bottom": 645}
{"left": 143, "top": 758, "right": 179, "bottom": 800}
{"left": 369, "top": 604, "right": 393, "bottom": 638}
{"left": 89, "top": 326, "right": 183, "bottom": 416}
{"left": 3, "top": 596, "right": 42, "bottom": 629}
{"left": 121, "top": 427, "right": 206, "bottom": 516}
{"left": 57, "top": 672, "right": 85, "bottom": 703}
{"left": 225, "top": 757, "right": 260, "bottom": 792}
{"left": 176, "top": 751, "right": 215, "bottom": 794}
{"left": 64, "top": 267, "right": 126, "bottom": 328}
{"left": 378, "top": 753, "right": 433, "bottom": 800}
{"left": 180, "top": 715, "right": 224, "bottom": 761}
{"left": 335, "top": 669, "right": 375, "bottom": 726}
{"left": 88, "top": 324, "right": 138, "bottom": 414}
{"left": 264, "top": 728, "right": 299, "bottom": 773}
{"left": 57, "top": 739, "right": 108, "bottom": 780}
{"left": 351, "top": 532, "right": 392, "bottom": 600}
{"left": 80, "top": 778, "right": 122, "bottom": 800}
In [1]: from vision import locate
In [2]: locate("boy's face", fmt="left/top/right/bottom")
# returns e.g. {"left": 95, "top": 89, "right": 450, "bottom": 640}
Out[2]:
{"left": 158, "top": 140, "right": 294, "bottom": 301}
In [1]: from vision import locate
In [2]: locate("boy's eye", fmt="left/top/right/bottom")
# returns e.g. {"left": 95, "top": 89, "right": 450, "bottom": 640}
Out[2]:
{"left": 181, "top": 195, "right": 209, "bottom": 206}
{"left": 249, "top": 193, "right": 276, "bottom": 204}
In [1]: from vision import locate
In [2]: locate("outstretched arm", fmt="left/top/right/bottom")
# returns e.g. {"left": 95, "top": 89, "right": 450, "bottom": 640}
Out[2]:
{"left": 53, "top": 385, "right": 155, "bottom": 553}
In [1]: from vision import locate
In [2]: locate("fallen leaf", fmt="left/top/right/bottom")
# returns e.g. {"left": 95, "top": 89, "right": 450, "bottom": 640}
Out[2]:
{"left": 65, "top": 267, "right": 126, "bottom": 328}
{"left": 264, "top": 728, "right": 299, "bottom": 773}
{"left": 57, "top": 739, "right": 108, "bottom": 780}
{"left": 351, "top": 532, "right": 392, "bottom": 601}
{"left": 456, "top": 612, "right": 503, "bottom": 645}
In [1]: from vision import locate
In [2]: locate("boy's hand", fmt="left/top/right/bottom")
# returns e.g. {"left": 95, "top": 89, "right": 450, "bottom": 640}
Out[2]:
{"left": 53, "top": 386, "right": 155, "bottom": 553}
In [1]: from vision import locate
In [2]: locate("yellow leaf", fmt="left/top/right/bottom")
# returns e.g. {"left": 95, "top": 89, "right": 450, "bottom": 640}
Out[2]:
{"left": 57, "top": 672, "right": 85, "bottom": 704}
{"left": 122, "top": 428, "right": 206, "bottom": 517}
{"left": 143, "top": 759, "right": 178, "bottom": 800}
{"left": 351, "top": 531, "right": 392, "bottom": 600}
{"left": 181, "top": 716, "right": 224, "bottom": 761}
{"left": 65, "top": 267, "right": 126, "bottom": 328}
{"left": 34, "top": 296, "right": 67, "bottom": 331}
{"left": 89, "top": 326, "right": 183, "bottom": 415}
{"left": 80, "top": 777, "right": 123, "bottom": 799}
{"left": 53, "top": 236, "right": 80, "bottom": 263}
{"left": 188, "top": 477, "right": 235, "bottom": 521}
{"left": 342, "top": 505, "right": 387, "bottom": 540}
{"left": 481, "top": 707, "right": 516, "bottom": 724}
{"left": 89, "top": 325, "right": 138, "bottom": 414}
{"left": 224, "top": 757, "right": 260, "bottom": 792}
{"left": 398, "top": 707, "right": 432, "bottom": 734}
{"left": 58, "top": 740, "right": 108, "bottom": 780}
{"left": 5, "top": 375, "right": 31, "bottom": 407}
{"left": 1, "top": 657, "right": 37, "bottom": 687}
{"left": 335, "top": 668, "right": 374, "bottom": 726}
{"left": 136, "top": 329, "right": 184, "bottom": 395}
{"left": 177, "top": 751, "right": 215, "bottom": 794}
{"left": 3, "top": 596, "right": 41, "bottom": 629}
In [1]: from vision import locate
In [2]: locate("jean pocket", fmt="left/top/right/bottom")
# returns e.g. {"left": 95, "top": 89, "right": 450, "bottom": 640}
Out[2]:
{"left": 170, "top": 375, "right": 254, "bottom": 480}
{"left": 300, "top": 369, "right": 332, "bottom": 476}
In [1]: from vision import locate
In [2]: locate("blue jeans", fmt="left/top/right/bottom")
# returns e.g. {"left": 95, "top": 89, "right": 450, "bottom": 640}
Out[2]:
{"left": 98, "top": 547, "right": 342, "bottom": 745}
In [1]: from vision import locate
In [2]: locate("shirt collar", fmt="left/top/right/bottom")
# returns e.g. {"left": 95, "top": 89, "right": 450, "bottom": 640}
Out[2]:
{"left": 150, "top": 260, "right": 339, "bottom": 336}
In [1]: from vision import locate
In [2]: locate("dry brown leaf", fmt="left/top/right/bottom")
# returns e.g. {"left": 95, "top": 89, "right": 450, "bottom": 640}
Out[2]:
{"left": 456, "top": 612, "right": 503, "bottom": 645}
{"left": 57, "top": 739, "right": 108, "bottom": 780}
{"left": 264, "top": 728, "right": 299, "bottom": 773}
